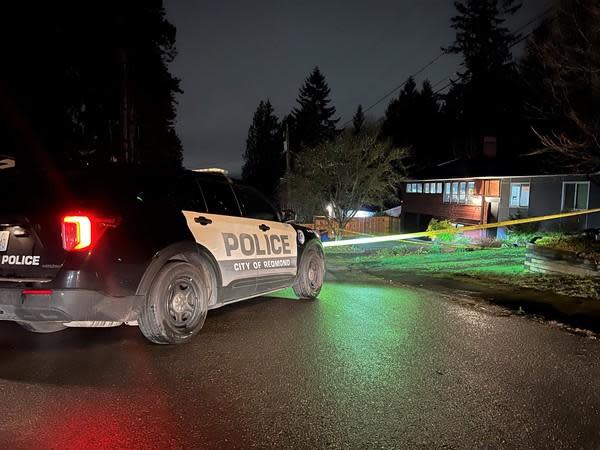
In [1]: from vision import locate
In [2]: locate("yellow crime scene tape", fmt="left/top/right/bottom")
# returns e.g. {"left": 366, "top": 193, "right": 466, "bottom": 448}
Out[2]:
{"left": 321, "top": 208, "right": 600, "bottom": 248}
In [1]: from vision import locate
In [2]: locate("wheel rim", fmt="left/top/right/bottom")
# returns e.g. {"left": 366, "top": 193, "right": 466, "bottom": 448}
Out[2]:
{"left": 166, "top": 276, "right": 203, "bottom": 330}
{"left": 307, "top": 255, "right": 323, "bottom": 290}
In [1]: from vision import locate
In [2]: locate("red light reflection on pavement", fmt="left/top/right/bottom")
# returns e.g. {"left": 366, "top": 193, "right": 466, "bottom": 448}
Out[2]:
{"left": 27, "top": 342, "right": 182, "bottom": 449}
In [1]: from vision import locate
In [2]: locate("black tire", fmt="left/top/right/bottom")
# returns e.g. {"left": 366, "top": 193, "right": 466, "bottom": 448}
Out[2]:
{"left": 138, "top": 260, "right": 211, "bottom": 344}
{"left": 19, "top": 322, "right": 67, "bottom": 333}
{"left": 293, "top": 242, "right": 325, "bottom": 299}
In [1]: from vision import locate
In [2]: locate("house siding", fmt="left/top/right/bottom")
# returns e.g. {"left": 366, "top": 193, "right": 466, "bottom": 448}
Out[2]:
{"left": 402, "top": 174, "right": 600, "bottom": 234}
{"left": 499, "top": 175, "right": 595, "bottom": 231}
{"left": 402, "top": 194, "right": 482, "bottom": 224}
{"left": 588, "top": 181, "right": 600, "bottom": 228}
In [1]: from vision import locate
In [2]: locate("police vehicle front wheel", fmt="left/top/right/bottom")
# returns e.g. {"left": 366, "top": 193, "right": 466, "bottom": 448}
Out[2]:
{"left": 293, "top": 244, "right": 325, "bottom": 299}
{"left": 139, "top": 261, "right": 210, "bottom": 344}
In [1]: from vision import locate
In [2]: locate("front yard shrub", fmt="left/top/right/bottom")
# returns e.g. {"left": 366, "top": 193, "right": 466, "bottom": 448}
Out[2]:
{"left": 427, "top": 218, "right": 456, "bottom": 242}
{"left": 475, "top": 237, "right": 502, "bottom": 248}
{"left": 535, "top": 233, "right": 600, "bottom": 262}
{"left": 504, "top": 230, "right": 543, "bottom": 247}
{"left": 373, "top": 245, "right": 427, "bottom": 258}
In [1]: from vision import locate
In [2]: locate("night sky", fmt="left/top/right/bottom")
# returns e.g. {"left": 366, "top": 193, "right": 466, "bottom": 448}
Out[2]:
{"left": 165, "top": 0, "right": 549, "bottom": 175}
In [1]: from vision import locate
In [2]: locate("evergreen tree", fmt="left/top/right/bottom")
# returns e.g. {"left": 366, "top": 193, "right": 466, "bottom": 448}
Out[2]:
{"left": 242, "top": 100, "right": 283, "bottom": 198}
{"left": 291, "top": 66, "right": 339, "bottom": 150}
{"left": 0, "top": 0, "right": 182, "bottom": 169}
{"left": 381, "top": 77, "right": 419, "bottom": 149}
{"left": 352, "top": 105, "right": 365, "bottom": 134}
{"left": 381, "top": 78, "right": 445, "bottom": 172}
{"left": 445, "top": 1, "right": 521, "bottom": 82}
{"left": 443, "top": 0, "right": 524, "bottom": 158}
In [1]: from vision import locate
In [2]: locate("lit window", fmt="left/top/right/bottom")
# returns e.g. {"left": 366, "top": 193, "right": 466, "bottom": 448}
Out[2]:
{"left": 467, "top": 181, "right": 475, "bottom": 196}
{"left": 451, "top": 182, "right": 459, "bottom": 202}
{"left": 424, "top": 183, "right": 430, "bottom": 194}
{"left": 416, "top": 183, "right": 423, "bottom": 193}
{"left": 406, "top": 183, "right": 412, "bottom": 193}
{"left": 458, "top": 182, "right": 467, "bottom": 203}
{"left": 443, "top": 182, "right": 451, "bottom": 202}
{"left": 510, "top": 183, "right": 530, "bottom": 208}
{"left": 436, "top": 182, "right": 442, "bottom": 194}
{"left": 562, "top": 182, "right": 589, "bottom": 211}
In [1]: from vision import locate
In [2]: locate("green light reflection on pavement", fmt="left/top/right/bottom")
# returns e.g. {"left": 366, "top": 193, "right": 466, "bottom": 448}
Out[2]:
{"left": 270, "top": 282, "right": 425, "bottom": 428}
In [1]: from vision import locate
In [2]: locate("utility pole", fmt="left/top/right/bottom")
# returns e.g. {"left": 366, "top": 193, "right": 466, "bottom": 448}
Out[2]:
{"left": 120, "top": 48, "right": 136, "bottom": 164}
{"left": 283, "top": 122, "right": 291, "bottom": 209}
{"left": 284, "top": 122, "right": 290, "bottom": 176}
{"left": 120, "top": 49, "right": 129, "bottom": 164}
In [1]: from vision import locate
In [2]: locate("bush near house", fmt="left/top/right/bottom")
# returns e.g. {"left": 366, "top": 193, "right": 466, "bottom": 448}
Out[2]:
{"left": 426, "top": 219, "right": 456, "bottom": 242}
{"left": 504, "top": 230, "right": 544, "bottom": 247}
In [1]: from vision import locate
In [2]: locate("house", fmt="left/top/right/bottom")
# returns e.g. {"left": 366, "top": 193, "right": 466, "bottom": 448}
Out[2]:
{"left": 400, "top": 161, "right": 600, "bottom": 237}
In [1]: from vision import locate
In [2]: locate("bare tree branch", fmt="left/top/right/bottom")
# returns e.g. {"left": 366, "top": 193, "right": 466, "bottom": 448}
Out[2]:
{"left": 283, "top": 124, "right": 405, "bottom": 238}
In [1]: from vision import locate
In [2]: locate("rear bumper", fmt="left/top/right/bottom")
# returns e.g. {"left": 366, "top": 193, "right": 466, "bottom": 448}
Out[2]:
{"left": 0, "top": 289, "right": 144, "bottom": 323}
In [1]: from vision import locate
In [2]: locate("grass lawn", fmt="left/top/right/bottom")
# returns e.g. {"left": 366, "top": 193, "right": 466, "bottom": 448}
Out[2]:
{"left": 351, "top": 247, "right": 527, "bottom": 276}
{"left": 326, "top": 245, "right": 600, "bottom": 300}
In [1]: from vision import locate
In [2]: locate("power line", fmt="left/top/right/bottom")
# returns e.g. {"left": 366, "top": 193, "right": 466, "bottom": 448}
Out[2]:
{"left": 341, "top": 53, "right": 445, "bottom": 127}
{"left": 511, "top": 3, "right": 555, "bottom": 37}
{"left": 434, "top": 5, "right": 557, "bottom": 96}
{"left": 343, "top": 3, "right": 556, "bottom": 125}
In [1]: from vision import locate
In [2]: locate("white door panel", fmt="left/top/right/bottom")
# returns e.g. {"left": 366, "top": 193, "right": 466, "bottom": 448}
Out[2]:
{"left": 182, "top": 211, "right": 297, "bottom": 287}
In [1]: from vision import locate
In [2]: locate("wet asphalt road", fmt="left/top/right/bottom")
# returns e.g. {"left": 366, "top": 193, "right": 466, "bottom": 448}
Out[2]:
{"left": 1, "top": 279, "right": 599, "bottom": 449}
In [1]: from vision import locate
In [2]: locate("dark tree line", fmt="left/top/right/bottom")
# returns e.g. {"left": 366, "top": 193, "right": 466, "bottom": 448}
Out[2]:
{"left": 379, "top": 0, "right": 530, "bottom": 173}
{"left": 0, "top": 0, "right": 182, "bottom": 170}
{"left": 245, "top": 0, "right": 598, "bottom": 200}
{"left": 242, "top": 66, "right": 339, "bottom": 199}
{"left": 242, "top": 100, "right": 283, "bottom": 197}
{"left": 380, "top": 78, "right": 445, "bottom": 169}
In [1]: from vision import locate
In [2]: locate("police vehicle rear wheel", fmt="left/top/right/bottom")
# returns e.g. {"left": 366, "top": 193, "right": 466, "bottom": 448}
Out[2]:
{"left": 293, "top": 243, "right": 325, "bottom": 299}
{"left": 139, "top": 261, "right": 210, "bottom": 344}
{"left": 19, "top": 321, "right": 67, "bottom": 333}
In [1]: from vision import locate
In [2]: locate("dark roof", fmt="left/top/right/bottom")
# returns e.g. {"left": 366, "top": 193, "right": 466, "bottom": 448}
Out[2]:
{"left": 408, "top": 155, "right": 576, "bottom": 180}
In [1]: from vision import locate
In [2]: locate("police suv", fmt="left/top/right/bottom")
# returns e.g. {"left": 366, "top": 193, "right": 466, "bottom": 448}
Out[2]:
{"left": 0, "top": 167, "right": 324, "bottom": 344}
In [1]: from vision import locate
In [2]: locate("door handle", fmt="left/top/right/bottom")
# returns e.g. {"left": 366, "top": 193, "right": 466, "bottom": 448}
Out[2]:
{"left": 194, "top": 216, "right": 213, "bottom": 226}
{"left": 259, "top": 224, "right": 270, "bottom": 232}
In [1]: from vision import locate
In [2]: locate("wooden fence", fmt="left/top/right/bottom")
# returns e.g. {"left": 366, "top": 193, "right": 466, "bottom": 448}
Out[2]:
{"left": 304, "top": 215, "right": 401, "bottom": 237}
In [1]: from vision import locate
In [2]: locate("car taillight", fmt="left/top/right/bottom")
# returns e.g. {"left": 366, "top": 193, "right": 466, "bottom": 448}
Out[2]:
{"left": 61, "top": 214, "right": 119, "bottom": 252}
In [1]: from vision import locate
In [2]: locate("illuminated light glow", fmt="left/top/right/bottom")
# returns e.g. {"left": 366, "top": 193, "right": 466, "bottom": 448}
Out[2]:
{"left": 326, "top": 204, "right": 333, "bottom": 217}
{"left": 61, "top": 214, "right": 119, "bottom": 252}
{"left": 62, "top": 216, "right": 92, "bottom": 250}
{"left": 193, "top": 167, "right": 228, "bottom": 175}
{"left": 352, "top": 210, "right": 376, "bottom": 218}
{"left": 322, "top": 208, "right": 600, "bottom": 248}
{"left": 22, "top": 289, "right": 53, "bottom": 295}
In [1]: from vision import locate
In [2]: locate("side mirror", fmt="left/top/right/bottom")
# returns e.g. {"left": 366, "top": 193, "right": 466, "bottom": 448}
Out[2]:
{"left": 280, "top": 209, "right": 297, "bottom": 223}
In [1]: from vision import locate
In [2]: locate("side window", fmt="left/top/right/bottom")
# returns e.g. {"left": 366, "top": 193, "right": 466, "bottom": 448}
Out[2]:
{"left": 510, "top": 183, "right": 530, "bottom": 208}
{"left": 443, "top": 182, "right": 451, "bottom": 202}
{"left": 170, "top": 175, "right": 207, "bottom": 212}
{"left": 451, "top": 182, "right": 459, "bottom": 202}
{"left": 199, "top": 180, "right": 241, "bottom": 216}
{"left": 235, "top": 184, "right": 279, "bottom": 221}
{"left": 562, "top": 182, "right": 588, "bottom": 211}
{"left": 458, "top": 181, "right": 467, "bottom": 203}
